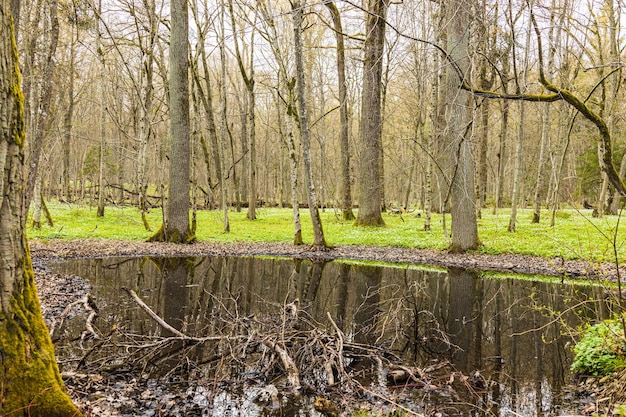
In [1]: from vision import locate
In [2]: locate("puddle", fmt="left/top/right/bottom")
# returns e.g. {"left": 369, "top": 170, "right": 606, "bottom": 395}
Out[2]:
{"left": 48, "top": 256, "right": 610, "bottom": 416}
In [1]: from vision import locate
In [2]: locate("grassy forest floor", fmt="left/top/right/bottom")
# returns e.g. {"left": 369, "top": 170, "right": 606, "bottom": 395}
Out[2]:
{"left": 29, "top": 202, "right": 626, "bottom": 280}
{"left": 28, "top": 203, "right": 626, "bottom": 416}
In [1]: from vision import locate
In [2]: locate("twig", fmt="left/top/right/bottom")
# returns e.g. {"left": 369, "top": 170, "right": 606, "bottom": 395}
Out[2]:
{"left": 81, "top": 294, "right": 100, "bottom": 340}
{"left": 49, "top": 296, "right": 85, "bottom": 337}
{"left": 122, "top": 287, "right": 239, "bottom": 343}
{"left": 326, "top": 312, "right": 345, "bottom": 377}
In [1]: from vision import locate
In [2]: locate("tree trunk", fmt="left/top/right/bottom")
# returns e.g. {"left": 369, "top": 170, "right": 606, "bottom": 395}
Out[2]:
{"left": 24, "top": 0, "right": 58, "bottom": 217}
{"left": 218, "top": 2, "right": 230, "bottom": 232}
{"left": 136, "top": 0, "right": 157, "bottom": 231}
{"left": 508, "top": 101, "right": 524, "bottom": 232}
{"left": 293, "top": 0, "right": 326, "bottom": 248}
{"left": 150, "top": 0, "right": 192, "bottom": 242}
{"left": 0, "top": 4, "right": 82, "bottom": 414}
{"left": 532, "top": 1, "right": 560, "bottom": 223}
{"left": 228, "top": 0, "right": 257, "bottom": 220}
{"left": 32, "top": 176, "right": 43, "bottom": 229}
{"left": 508, "top": 0, "right": 531, "bottom": 233}
{"left": 325, "top": 1, "right": 354, "bottom": 221}
{"left": 532, "top": 102, "right": 550, "bottom": 223}
{"left": 355, "top": 0, "right": 387, "bottom": 227}
{"left": 276, "top": 90, "right": 303, "bottom": 245}
{"left": 596, "top": 143, "right": 610, "bottom": 217}
{"left": 446, "top": 0, "right": 479, "bottom": 251}
{"left": 610, "top": 153, "right": 626, "bottom": 214}
{"left": 493, "top": 100, "right": 509, "bottom": 215}
{"left": 95, "top": 0, "right": 106, "bottom": 218}
{"left": 62, "top": 24, "right": 75, "bottom": 201}
{"left": 257, "top": 0, "right": 303, "bottom": 244}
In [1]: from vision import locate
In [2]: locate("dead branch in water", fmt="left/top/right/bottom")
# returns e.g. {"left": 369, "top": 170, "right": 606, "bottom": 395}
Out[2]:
{"left": 52, "top": 287, "right": 483, "bottom": 416}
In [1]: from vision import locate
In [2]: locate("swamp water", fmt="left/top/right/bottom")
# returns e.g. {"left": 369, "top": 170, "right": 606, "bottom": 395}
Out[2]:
{"left": 49, "top": 256, "right": 611, "bottom": 416}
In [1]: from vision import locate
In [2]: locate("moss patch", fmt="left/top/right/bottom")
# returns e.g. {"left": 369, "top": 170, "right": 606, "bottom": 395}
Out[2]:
{"left": 0, "top": 256, "right": 82, "bottom": 416}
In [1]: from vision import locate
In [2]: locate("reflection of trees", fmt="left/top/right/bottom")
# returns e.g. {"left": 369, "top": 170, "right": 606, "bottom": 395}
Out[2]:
{"left": 50, "top": 256, "right": 612, "bottom": 415}
{"left": 446, "top": 267, "right": 477, "bottom": 371}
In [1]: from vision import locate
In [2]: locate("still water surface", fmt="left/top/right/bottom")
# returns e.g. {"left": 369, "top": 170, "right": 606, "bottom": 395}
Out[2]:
{"left": 49, "top": 256, "right": 610, "bottom": 416}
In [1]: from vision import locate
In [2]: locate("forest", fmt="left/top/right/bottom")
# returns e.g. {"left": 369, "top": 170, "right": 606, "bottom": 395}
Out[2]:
{"left": 19, "top": 0, "right": 626, "bottom": 250}
{"left": 3, "top": 0, "right": 626, "bottom": 415}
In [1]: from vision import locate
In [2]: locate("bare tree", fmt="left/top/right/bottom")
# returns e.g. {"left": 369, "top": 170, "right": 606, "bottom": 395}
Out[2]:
{"left": 292, "top": 0, "right": 327, "bottom": 248}
{"left": 324, "top": 0, "right": 355, "bottom": 221}
{"left": 23, "top": 0, "right": 59, "bottom": 216}
{"left": 150, "top": 0, "right": 192, "bottom": 242}
{"left": 446, "top": 0, "right": 479, "bottom": 251}
{"left": 228, "top": 0, "right": 257, "bottom": 220}
{"left": 355, "top": 0, "right": 387, "bottom": 227}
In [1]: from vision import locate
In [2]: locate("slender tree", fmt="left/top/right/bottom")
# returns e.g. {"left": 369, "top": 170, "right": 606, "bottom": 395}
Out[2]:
{"left": 23, "top": 0, "right": 59, "bottom": 216}
{"left": 324, "top": 1, "right": 354, "bottom": 221}
{"left": 228, "top": 0, "right": 257, "bottom": 220}
{"left": 292, "top": 0, "right": 327, "bottom": 248}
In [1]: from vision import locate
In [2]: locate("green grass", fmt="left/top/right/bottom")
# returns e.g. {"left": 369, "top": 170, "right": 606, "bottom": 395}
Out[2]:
{"left": 28, "top": 201, "right": 626, "bottom": 263}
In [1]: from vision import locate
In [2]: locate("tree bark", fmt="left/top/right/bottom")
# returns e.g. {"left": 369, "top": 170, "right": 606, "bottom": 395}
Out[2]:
{"left": 95, "top": 0, "right": 106, "bottom": 218}
{"left": 136, "top": 0, "right": 157, "bottom": 231}
{"left": 446, "top": 0, "right": 479, "bottom": 251}
{"left": 325, "top": 1, "right": 354, "bottom": 221}
{"left": 150, "top": 0, "right": 192, "bottom": 242}
{"left": 355, "top": 0, "right": 387, "bottom": 227}
{"left": 293, "top": 0, "right": 326, "bottom": 248}
{"left": 218, "top": 2, "right": 230, "bottom": 232}
{"left": 62, "top": 23, "right": 76, "bottom": 201}
{"left": 508, "top": 100, "right": 524, "bottom": 232}
{"left": 24, "top": 0, "right": 58, "bottom": 217}
{"left": 228, "top": 0, "right": 257, "bottom": 220}
{"left": 0, "top": 3, "right": 82, "bottom": 415}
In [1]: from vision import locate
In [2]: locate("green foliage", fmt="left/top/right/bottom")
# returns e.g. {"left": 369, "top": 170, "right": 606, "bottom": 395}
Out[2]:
{"left": 27, "top": 203, "right": 626, "bottom": 263}
{"left": 571, "top": 317, "right": 626, "bottom": 376}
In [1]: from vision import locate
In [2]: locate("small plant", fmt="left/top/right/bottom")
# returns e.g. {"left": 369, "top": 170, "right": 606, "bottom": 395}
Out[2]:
{"left": 571, "top": 317, "right": 626, "bottom": 376}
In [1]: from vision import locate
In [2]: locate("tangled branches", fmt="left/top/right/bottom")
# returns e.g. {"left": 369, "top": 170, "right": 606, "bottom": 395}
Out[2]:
{"left": 52, "top": 285, "right": 496, "bottom": 416}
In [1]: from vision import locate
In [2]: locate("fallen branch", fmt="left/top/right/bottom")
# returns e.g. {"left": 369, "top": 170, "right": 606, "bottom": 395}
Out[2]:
{"left": 122, "top": 287, "right": 240, "bottom": 343}
{"left": 81, "top": 294, "right": 100, "bottom": 340}
{"left": 262, "top": 338, "right": 301, "bottom": 390}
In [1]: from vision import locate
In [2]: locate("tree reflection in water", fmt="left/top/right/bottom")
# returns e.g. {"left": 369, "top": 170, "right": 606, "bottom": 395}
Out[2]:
{"left": 49, "top": 256, "right": 606, "bottom": 416}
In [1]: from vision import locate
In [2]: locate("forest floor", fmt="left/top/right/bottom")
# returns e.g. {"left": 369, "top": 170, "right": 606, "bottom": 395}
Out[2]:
{"left": 31, "top": 239, "right": 620, "bottom": 416}
{"left": 29, "top": 238, "right": 623, "bottom": 281}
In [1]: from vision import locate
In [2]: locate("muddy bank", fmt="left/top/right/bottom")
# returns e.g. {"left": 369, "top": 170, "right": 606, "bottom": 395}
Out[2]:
{"left": 30, "top": 238, "right": 621, "bottom": 281}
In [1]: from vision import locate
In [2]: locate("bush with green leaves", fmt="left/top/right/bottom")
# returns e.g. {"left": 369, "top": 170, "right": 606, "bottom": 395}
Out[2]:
{"left": 571, "top": 317, "right": 626, "bottom": 376}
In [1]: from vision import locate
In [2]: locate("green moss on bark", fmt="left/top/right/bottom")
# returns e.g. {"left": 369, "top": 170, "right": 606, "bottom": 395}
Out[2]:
{"left": 147, "top": 224, "right": 195, "bottom": 243}
{"left": 0, "top": 256, "right": 82, "bottom": 416}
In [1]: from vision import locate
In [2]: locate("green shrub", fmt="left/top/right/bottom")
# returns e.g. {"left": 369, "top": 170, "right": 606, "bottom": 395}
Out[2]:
{"left": 571, "top": 318, "right": 626, "bottom": 376}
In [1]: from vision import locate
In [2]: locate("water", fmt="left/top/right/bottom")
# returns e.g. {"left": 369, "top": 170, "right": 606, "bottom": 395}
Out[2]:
{"left": 49, "top": 256, "right": 610, "bottom": 416}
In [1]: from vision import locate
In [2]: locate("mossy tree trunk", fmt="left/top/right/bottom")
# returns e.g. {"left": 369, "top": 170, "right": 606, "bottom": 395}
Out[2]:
{"left": 0, "top": 3, "right": 82, "bottom": 415}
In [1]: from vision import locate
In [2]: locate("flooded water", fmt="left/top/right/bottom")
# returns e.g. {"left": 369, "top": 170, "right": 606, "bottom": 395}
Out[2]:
{"left": 49, "top": 256, "right": 611, "bottom": 416}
